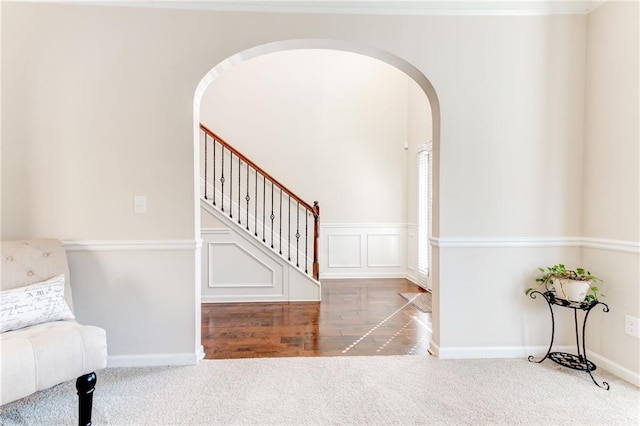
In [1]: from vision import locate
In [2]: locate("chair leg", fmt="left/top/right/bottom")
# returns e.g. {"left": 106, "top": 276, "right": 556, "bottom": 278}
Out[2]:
{"left": 76, "top": 372, "right": 97, "bottom": 426}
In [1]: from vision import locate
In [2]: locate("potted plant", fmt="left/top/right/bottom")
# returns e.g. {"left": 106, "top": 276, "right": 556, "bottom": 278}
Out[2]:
{"left": 525, "top": 264, "right": 604, "bottom": 303}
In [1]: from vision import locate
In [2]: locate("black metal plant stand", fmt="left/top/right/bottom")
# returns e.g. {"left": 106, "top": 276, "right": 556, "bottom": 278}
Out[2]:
{"left": 528, "top": 290, "right": 610, "bottom": 390}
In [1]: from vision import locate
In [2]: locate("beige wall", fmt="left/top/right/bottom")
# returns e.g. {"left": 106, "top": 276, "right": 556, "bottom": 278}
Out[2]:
{"left": 201, "top": 49, "right": 412, "bottom": 224}
{"left": 3, "top": 2, "right": 635, "bottom": 378}
{"left": 0, "top": 0, "right": 3, "bottom": 237}
{"left": 583, "top": 1, "right": 639, "bottom": 242}
{"left": 436, "top": 15, "right": 586, "bottom": 238}
{"left": 1, "top": 5, "right": 586, "bottom": 240}
{"left": 582, "top": 1, "right": 640, "bottom": 377}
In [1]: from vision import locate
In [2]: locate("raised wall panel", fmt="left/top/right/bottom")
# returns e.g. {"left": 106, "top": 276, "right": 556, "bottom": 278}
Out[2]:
{"left": 201, "top": 224, "right": 288, "bottom": 301}
{"left": 321, "top": 224, "right": 407, "bottom": 278}
{"left": 208, "top": 242, "right": 274, "bottom": 288}
{"left": 367, "top": 234, "right": 402, "bottom": 267}
{"left": 327, "top": 234, "right": 362, "bottom": 268}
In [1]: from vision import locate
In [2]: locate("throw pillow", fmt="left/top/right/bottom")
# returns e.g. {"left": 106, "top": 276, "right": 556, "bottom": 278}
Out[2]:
{"left": 0, "top": 274, "right": 75, "bottom": 333}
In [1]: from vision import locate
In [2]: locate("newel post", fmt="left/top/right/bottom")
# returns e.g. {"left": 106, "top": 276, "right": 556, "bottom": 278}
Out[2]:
{"left": 312, "top": 201, "right": 320, "bottom": 280}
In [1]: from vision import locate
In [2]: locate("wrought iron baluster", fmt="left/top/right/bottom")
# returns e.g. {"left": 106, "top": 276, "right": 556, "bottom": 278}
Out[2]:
{"left": 204, "top": 134, "right": 208, "bottom": 200}
{"left": 312, "top": 201, "right": 320, "bottom": 280}
{"left": 229, "top": 152, "right": 233, "bottom": 219}
{"left": 288, "top": 195, "right": 291, "bottom": 261}
{"left": 220, "top": 146, "right": 225, "bottom": 212}
{"left": 238, "top": 157, "right": 241, "bottom": 225}
{"left": 212, "top": 138, "right": 216, "bottom": 206}
{"left": 279, "top": 189, "right": 282, "bottom": 255}
{"left": 270, "top": 182, "right": 274, "bottom": 248}
{"left": 254, "top": 171, "right": 258, "bottom": 237}
{"left": 262, "top": 175, "right": 266, "bottom": 243}
{"left": 305, "top": 211, "right": 308, "bottom": 273}
{"left": 296, "top": 202, "right": 300, "bottom": 267}
{"left": 245, "top": 165, "right": 250, "bottom": 230}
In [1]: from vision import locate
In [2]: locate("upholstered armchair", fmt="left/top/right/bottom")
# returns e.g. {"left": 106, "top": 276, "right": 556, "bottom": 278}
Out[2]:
{"left": 0, "top": 239, "right": 107, "bottom": 426}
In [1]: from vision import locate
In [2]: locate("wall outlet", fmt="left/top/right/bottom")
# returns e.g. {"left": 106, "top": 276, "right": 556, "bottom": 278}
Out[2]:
{"left": 624, "top": 315, "right": 640, "bottom": 338}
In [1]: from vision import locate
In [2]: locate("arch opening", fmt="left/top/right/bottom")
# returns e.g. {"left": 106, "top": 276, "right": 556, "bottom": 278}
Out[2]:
{"left": 192, "top": 39, "right": 442, "bottom": 356}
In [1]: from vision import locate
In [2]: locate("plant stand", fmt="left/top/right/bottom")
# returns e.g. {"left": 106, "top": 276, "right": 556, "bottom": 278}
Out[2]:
{"left": 528, "top": 290, "right": 610, "bottom": 390}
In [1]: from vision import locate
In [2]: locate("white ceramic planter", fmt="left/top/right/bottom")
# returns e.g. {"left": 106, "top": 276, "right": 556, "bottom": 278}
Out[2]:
{"left": 553, "top": 278, "right": 592, "bottom": 302}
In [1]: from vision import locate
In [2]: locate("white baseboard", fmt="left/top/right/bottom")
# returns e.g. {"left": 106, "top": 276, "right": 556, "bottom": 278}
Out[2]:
{"left": 202, "top": 295, "right": 321, "bottom": 303}
{"left": 405, "top": 273, "right": 419, "bottom": 286}
{"left": 431, "top": 344, "right": 640, "bottom": 386}
{"left": 428, "top": 341, "right": 440, "bottom": 357}
{"left": 107, "top": 352, "right": 199, "bottom": 368}
{"left": 320, "top": 272, "right": 408, "bottom": 279}
{"left": 202, "top": 295, "right": 284, "bottom": 303}
{"left": 587, "top": 351, "right": 640, "bottom": 387}
{"left": 435, "top": 345, "right": 573, "bottom": 359}
{"left": 197, "top": 345, "right": 205, "bottom": 362}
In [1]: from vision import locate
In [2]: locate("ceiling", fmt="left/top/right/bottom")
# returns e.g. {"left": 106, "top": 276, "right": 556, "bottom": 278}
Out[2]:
{"left": 66, "top": 0, "right": 608, "bottom": 16}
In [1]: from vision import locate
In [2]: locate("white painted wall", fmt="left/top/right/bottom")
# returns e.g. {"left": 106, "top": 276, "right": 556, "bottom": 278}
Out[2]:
{"left": 2, "top": 2, "right": 635, "bottom": 380}
{"left": 582, "top": 1, "right": 640, "bottom": 380}
{"left": 200, "top": 49, "right": 411, "bottom": 224}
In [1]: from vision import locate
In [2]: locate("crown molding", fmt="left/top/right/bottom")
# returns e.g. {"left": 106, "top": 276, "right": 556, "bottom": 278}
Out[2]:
{"left": 44, "top": 0, "right": 608, "bottom": 16}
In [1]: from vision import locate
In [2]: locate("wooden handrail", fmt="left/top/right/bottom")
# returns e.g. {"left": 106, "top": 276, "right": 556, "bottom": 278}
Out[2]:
{"left": 200, "top": 124, "right": 315, "bottom": 212}
{"left": 200, "top": 123, "right": 320, "bottom": 280}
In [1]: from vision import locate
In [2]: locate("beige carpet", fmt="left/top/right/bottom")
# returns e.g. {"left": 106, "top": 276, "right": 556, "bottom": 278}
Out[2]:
{"left": 399, "top": 292, "right": 432, "bottom": 312}
{"left": 1, "top": 355, "right": 638, "bottom": 425}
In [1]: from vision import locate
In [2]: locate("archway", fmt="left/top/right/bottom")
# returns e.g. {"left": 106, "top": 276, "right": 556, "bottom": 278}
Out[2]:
{"left": 192, "top": 39, "right": 441, "bottom": 355}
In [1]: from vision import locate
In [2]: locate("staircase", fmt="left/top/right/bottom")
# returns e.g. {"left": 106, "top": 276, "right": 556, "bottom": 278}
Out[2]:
{"left": 199, "top": 124, "right": 321, "bottom": 302}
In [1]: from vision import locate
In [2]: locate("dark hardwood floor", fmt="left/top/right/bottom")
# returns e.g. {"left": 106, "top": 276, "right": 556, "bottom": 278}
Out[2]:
{"left": 201, "top": 278, "right": 432, "bottom": 359}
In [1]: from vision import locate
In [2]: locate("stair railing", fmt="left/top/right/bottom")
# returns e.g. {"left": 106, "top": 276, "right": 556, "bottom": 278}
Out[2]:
{"left": 200, "top": 123, "right": 320, "bottom": 280}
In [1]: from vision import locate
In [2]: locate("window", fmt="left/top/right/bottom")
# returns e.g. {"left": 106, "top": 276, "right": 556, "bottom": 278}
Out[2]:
{"left": 417, "top": 142, "right": 432, "bottom": 289}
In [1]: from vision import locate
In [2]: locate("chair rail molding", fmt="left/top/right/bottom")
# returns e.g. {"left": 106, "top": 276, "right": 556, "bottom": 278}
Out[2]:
{"left": 63, "top": 239, "right": 202, "bottom": 252}
{"left": 431, "top": 236, "right": 639, "bottom": 253}
{"left": 581, "top": 237, "right": 640, "bottom": 254}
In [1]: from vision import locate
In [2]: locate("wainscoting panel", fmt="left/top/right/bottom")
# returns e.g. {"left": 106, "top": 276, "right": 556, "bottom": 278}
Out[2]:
{"left": 321, "top": 224, "right": 408, "bottom": 279}
{"left": 208, "top": 242, "right": 275, "bottom": 288}
{"left": 327, "top": 234, "right": 362, "bottom": 268}
{"left": 367, "top": 234, "right": 402, "bottom": 267}
{"left": 202, "top": 229, "right": 285, "bottom": 301}
{"left": 200, "top": 200, "right": 321, "bottom": 302}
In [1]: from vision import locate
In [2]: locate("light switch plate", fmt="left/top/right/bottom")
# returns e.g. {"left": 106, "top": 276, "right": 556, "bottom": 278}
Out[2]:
{"left": 134, "top": 195, "right": 147, "bottom": 214}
